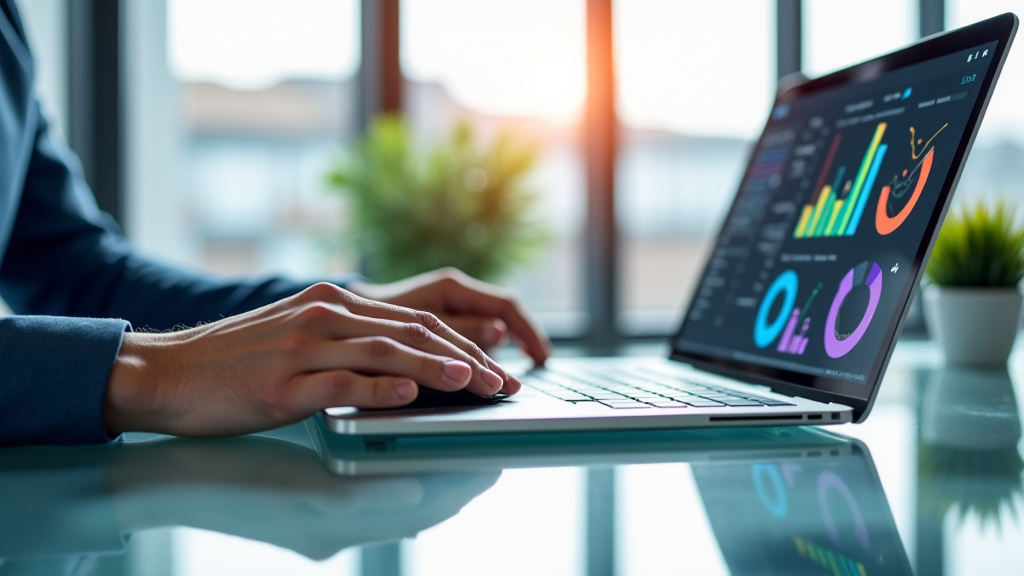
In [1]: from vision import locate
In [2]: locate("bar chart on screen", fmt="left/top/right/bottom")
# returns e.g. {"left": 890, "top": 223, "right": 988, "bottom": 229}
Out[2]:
{"left": 793, "top": 123, "right": 889, "bottom": 239}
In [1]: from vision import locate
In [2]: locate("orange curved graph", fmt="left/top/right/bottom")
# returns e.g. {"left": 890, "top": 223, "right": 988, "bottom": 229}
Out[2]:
{"left": 875, "top": 148, "right": 934, "bottom": 235}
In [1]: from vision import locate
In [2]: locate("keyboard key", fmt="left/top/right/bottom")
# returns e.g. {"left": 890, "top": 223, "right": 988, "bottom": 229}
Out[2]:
{"left": 630, "top": 394, "right": 667, "bottom": 401}
{"left": 599, "top": 399, "right": 652, "bottom": 409}
{"left": 590, "top": 392, "right": 631, "bottom": 401}
{"left": 717, "top": 399, "right": 765, "bottom": 407}
{"left": 546, "top": 390, "right": 594, "bottom": 402}
{"left": 684, "top": 399, "right": 726, "bottom": 407}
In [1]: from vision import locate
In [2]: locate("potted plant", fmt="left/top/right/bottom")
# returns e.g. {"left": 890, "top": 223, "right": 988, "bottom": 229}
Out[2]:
{"left": 325, "top": 116, "right": 549, "bottom": 283}
{"left": 923, "top": 199, "right": 1024, "bottom": 366}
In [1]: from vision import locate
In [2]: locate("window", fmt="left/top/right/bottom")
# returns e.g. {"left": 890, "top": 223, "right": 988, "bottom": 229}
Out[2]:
{"left": 126, "top": 0, "right": 361, "bottom": 279}
{"left": 803, "top": 0, "right": 917, "bottom": 78}
{"left": 614, "top": 1, "right": 775, "bottom": 334}
{"left": 402, "top": 0, "right": 588, "bottom": 335}
{"left": 948, "top": 0, "right": 1024, "bottom": 206}
{"left": 111, "top": 0, "right": 993, "bottom": 345}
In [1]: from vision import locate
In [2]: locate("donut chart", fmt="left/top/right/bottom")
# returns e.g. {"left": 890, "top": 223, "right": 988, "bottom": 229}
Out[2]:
{"left": 875, "top": 147, "right": 933, "bottom": 235}
{"left": 754, "top": 270, "right": 798, "bottom": 348}
{"left": 824, "top": 262, "right": 882, "bottom": 358}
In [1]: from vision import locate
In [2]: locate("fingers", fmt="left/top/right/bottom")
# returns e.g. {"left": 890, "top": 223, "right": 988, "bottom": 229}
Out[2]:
{"left": 438, "top": 316, "right": 523, "bottom": 395}
{"left": 442, "top": 317, "right": 509, "bottom": 351}
{"left": 340, "top": 299, "right": 509, "bottom": 396}
{"left": 437, "top": 275, "right": 551, "bottom": 365}
{"left": 301, "top": 336, "right": 494, "bottom": 394}
{"left": 286, "top": 282, "right": 521, "bottom": 396}
{"left": 291, "top": 370, "right": 420, "bottom": 413}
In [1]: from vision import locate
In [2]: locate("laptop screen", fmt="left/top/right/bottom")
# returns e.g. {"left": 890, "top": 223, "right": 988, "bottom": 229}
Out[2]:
{"left": 672, "top": 14, "right": 1017, "bottom": 404}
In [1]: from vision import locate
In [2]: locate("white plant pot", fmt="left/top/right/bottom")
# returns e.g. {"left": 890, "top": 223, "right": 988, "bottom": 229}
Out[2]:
{"left": 922, "top": 285, "right": 1023, "bottom": 367}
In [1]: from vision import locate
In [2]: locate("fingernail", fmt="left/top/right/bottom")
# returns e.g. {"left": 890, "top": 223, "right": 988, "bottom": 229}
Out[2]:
{"left": 482, "top": 369, "right": 504, "bottom": 391}
{"left": 443, "top": 360, "right": 472, "bottom": 384}
{"left": 393, "top": 380, "right": 417, "bottom": 400}
{"left": 487, "top": 359, "right": 509, "bottom": 381}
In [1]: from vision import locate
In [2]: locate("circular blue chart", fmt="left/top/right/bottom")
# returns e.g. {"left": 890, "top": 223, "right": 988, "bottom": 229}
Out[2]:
{"left": 754, "top": 270, "right": 798, "bottom": 348}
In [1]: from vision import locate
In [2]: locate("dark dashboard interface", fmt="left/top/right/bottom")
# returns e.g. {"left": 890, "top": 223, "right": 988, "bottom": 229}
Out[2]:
{"left": 673, "top": 22, "right": 1010, "bottom": 400}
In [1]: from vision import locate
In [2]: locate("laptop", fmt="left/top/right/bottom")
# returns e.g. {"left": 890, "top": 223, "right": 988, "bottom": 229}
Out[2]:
{"left": 307, "top": 419, "right": 853, "bottom": 475}
{"left": 316, "top": 13, "right": 1018, "bottom": 439}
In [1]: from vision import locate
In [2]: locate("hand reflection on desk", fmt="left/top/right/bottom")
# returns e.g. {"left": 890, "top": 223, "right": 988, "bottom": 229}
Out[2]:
{"left": 0, "top": 435, "right": 499, "bottom": 569}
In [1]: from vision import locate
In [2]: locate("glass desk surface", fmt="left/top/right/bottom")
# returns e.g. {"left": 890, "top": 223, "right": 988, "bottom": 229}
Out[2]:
{"left": 3, "top": 340, "right": 1023, "bottom": 576}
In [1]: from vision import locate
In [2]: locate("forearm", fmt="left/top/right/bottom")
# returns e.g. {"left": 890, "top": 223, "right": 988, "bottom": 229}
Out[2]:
{"left": 1, "top": 233, "right": 356, "bottom": 331}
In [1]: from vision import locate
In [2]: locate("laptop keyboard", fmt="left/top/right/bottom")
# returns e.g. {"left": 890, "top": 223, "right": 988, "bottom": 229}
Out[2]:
{"left": 525, "top": 367, "right": 796, "bottom": 409}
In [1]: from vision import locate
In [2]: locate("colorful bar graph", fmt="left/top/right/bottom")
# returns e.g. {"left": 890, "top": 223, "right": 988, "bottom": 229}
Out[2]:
{"left": 793, "top": 123, "right": 888, "bottom": 239}
{"left": 845, "top": 143, "right": 888, "bottom": 236}
{"left": 776, "top": 307, "right": 810, "bottom": 356}
{"left": 837, "top": 122, "right": 888, "bottom": 235}
{"left": 825, "top": 200, "right": 845, "bottom": 235}
{"left": 794, "top": 205, "right": 814, "bottom": 237}
{"left": 813, "top": 192, "right": 837, "bottom": 237}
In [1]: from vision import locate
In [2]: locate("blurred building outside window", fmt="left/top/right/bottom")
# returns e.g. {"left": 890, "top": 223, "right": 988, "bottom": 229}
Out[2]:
{"left": 948, "top": 0, "right": 1024, "bottom": 209}
{"left": 401, "top": 0, "right": 589, "bottom": 336}
{"left": 614, "top": 1, "right": 775, "bottom": 335}
{"left": 127, "top": 0, "right": 361, "bottom": 283}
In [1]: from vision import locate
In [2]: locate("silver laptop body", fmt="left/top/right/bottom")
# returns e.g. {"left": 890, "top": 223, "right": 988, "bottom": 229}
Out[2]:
{"left": 318, "top": 13, "right": 1018, "bottom": 439}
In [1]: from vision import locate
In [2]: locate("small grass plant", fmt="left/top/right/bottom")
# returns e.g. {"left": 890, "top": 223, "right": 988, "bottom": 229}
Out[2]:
{"left": 925, "top": 199, "right": 1024, "bottom": 287}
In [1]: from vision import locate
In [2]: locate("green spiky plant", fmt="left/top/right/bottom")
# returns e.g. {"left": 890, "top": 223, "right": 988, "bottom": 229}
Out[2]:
{"left": 925, "top": 199, "right": 1024, "bottom": 287}
{"left": 326, "top": 116, "right": 549, "bottom": 283}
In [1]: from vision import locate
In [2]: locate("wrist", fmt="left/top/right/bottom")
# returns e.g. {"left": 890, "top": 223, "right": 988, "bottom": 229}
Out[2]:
{"left": 104, "top": 332, "right": 172, "bottom": 435}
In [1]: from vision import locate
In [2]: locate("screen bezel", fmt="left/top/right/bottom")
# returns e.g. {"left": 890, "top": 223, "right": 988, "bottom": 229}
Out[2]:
{"left": 669, "top": 12, "right": 1019, "bottom": 422}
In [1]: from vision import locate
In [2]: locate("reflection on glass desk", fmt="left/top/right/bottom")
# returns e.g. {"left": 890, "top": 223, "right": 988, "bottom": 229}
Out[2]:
{"left": 2, "top": 341, "right": 1023, "bottom": 575}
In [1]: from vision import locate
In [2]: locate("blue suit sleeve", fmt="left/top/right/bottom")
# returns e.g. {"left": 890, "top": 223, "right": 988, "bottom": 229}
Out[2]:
{"left": 0, "top": 316, "right": 128, "bottom": 446}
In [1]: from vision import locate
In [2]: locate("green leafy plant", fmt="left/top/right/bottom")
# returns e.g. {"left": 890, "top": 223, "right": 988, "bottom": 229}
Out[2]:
{"left": 925, "top": 199, "right": 1024, "bottom": 287}
{"left": 326, "top": 116, "right": 549, "bottom": 283}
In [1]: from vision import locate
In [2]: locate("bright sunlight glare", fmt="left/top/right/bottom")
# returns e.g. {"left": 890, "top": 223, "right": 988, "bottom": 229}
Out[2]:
{"left": 401, "top": 0, "right": 587, "bottom": 125}
{"left": 168, "top": 0, "right": 359, "bottom": 90}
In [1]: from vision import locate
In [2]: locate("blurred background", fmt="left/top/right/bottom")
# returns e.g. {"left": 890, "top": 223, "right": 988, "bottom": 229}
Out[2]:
{"left": 13, "top": 0, "right": 1024, "bottom": 345}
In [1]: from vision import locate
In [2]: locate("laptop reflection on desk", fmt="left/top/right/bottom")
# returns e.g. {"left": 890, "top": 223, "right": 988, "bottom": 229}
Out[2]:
{"left": 692, "top": 436, "right": 911, "bottom": 576}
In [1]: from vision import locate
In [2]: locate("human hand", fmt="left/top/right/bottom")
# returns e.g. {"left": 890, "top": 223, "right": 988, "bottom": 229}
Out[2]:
{"left": 348, "top": 268, "right": 551, "bottom": 366}
{"left": 106, "top": 436, "right": 500, "bottom": 560}
{"left": 104, "top": 282, "right": 527, "bottom": 438}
